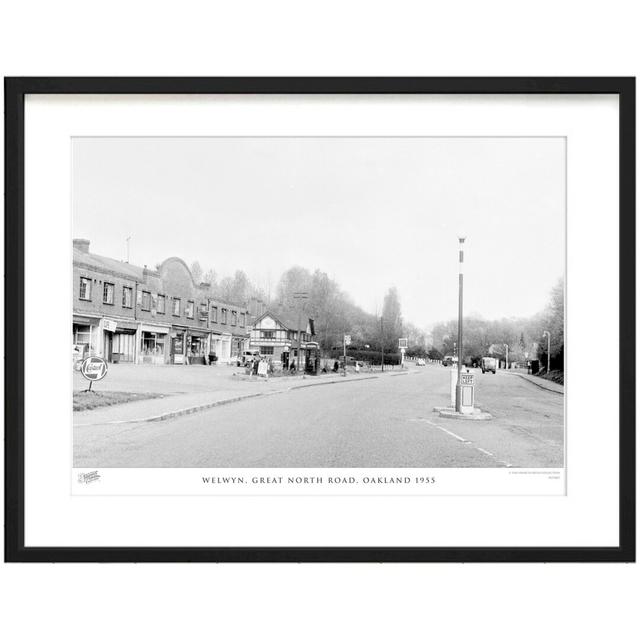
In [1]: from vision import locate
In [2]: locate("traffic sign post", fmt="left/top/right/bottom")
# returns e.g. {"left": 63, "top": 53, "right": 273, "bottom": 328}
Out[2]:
{"left": 80, "top": 356, "right": 108, "bottom": 392}
{"left": 343, "top": 334, "right": 351, "bottom": 376}
{"left": 398, "top": 338, "right": 407, "bottom": 367}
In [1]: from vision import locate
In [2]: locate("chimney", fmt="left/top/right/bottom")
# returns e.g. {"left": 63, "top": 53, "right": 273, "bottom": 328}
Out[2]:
{"left": 73, "top": 238, "right": 90, "bottom": 253}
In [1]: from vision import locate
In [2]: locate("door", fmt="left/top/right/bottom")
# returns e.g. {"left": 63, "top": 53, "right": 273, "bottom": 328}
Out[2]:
{"left": 104, "top": 331, "right": 113, "bottom": 362}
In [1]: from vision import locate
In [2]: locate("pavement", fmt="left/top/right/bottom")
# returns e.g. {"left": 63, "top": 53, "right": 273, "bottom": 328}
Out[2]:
{"left": 74, "top": 364, "right": 564, "bottom": 468}
{"left": 74, "top": 363, "right": 385, "bottom": 426}
{"left": 501, "top": 369, "right": 564, "bottom": 394}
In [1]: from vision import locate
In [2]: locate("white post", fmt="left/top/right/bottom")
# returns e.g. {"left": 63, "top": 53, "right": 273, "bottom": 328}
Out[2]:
{"left": 542, "top": 330, "right": 551, "bottom": 373}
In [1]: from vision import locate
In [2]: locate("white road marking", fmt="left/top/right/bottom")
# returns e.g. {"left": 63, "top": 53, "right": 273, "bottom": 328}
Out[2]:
{"left": 421, "top": 418, "right": 514, "bottom": 467}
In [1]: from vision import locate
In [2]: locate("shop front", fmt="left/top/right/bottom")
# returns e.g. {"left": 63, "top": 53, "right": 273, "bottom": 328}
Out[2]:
{"left": 170, "top": 327, "right": 187, "bottom": 364}
{"left": 102, "top": 318, "right": 138, "bottom": 363}
{"left": 138, "top": 324, "right": 170, "bottom": 365}
{"left": 187, "top": 330, "right": 209, "bottom": 365}
{"left": 73, "top": 315, "right": 100, "bottom": 365}
{"left": 210, "top": 332, "right": 232, "bottom": 364}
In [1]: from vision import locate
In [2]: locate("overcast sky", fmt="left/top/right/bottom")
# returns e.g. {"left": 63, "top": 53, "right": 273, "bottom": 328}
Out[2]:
{"left": 72, "top": 137, "right": 565, "bottom": 328}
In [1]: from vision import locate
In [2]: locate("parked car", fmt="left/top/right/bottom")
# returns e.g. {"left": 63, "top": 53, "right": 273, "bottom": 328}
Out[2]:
{"left": 240, "top": 350, "right": 260, "bottom": 367}
{"left": 481, "top": 356, "right": 497, "bottom": 374}
{"left": 442, "top": 355, "right": 458, "bottom": 367}
{"left": 416, "top": 358, "right": 426, "bottom": 366}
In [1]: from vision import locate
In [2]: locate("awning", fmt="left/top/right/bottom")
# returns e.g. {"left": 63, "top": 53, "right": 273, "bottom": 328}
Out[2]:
{"left": 73, "top": 315, "right": 100, "bottom": 326}
{"left": 140, "top": 324, "right": 170, "bottom": 334}
{"left": 112, "top": 320, "right": 139, "bottom": 331}
{"left": 189, "top": 330, "right": 209, "bottom": 338}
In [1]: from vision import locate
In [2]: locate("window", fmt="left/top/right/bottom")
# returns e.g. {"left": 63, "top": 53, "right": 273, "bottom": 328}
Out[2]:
{"left": 240, "top": 313, "right": 245, "bottom": 328}
{"left": 141, "top": 331, "right": 165, "bottom": 356}
{"left": 211, "top": 306, "right": 218, "bottom": 322}
{"left": 231, "top": 311, "right": 237, "bottom": 326}
{"left": 260, "top": 346, "right": 274, "bottom": 355}
{"left": 122, "top": 286, "right": 133, "bottom": 308}
{"left": 221, "top": 309, "right": 227, "bottom": 324}
{"left": 79, "top": 277, "right": 91, "bottom": 301}
{"left": 261, "top": 330, "right": 275, "bottom": 339}
{"left": 141, "top": 291, "right": 151, "bottom": 311}
{"left": 173, "top": 298, "right": 180, "bottom": 316}
{"left": 199, "top": 302, "right": 208, "bottom": 320}
{"left": 186, "top": 301, "right": 194, "bottom": 319}
{"left": 103, "top": 282, "right": 115, "bottom": 305}
{"left": 157, "top": 294, "right": 166, "bottom": 314}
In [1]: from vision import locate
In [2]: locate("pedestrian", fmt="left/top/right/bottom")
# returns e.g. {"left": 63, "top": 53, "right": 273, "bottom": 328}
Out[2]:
{"left": 355, "top": 361, "right": 360, "bottom": 374}
{"left": 333, "top": 360, "right": 339, "bottom": 373}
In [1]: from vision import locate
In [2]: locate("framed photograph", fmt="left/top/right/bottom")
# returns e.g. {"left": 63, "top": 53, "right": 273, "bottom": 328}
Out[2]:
{"left": 5, "top": 77, "right": 635, "bottom": 562}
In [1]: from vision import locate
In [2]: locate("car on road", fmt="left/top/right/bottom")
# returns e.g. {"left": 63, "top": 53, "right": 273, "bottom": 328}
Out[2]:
{"left": 481, "top": 356, "right": 497, "bottom": 374}
{"left": 416, "top": 358, "right": 426, "bottom": 366}
{"left": 442, "top": 355, "right": 458, "bottom": 367}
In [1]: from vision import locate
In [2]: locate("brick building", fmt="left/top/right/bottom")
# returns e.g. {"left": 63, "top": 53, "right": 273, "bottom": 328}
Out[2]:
{"left": 73, "top": 239, "right": 249, "bottom": 365}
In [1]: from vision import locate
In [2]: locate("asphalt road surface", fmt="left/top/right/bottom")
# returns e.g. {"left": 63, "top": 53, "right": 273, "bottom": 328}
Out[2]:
{"left": 74, "top": 366, "right": 564, "bottom": 468}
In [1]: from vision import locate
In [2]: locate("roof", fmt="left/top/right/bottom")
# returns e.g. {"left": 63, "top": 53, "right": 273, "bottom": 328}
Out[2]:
{"left": 258, "top": 306, "right": 314, "bottom": 332}
{"left": 73, "top": 248, "right": 150, "bottom": 280}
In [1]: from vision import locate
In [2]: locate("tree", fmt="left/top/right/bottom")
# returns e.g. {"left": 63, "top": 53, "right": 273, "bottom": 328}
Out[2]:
{"left": 381, "top": 286, "right": 403, "bottom": 351}
{"left": 537, "top": 278, "right": 564, "bottom": 371}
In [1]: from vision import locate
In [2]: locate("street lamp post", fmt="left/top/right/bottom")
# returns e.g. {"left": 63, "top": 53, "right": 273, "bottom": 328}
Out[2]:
{"left": 504, "top": 343, "right": 509, "bottom": 370}
{"left": 542, "top": 330, "right": 551, "bottom": 374}
{"left": 455, "top": 237, "right": 465, "bottom": 413}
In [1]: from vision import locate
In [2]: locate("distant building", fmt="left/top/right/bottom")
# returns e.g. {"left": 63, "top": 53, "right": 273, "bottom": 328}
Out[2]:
{"left": 72, "top": 239, "right": 249, "bottom": 365}
{"left": 249, "top": 307, "right": 318, "bottom": 371}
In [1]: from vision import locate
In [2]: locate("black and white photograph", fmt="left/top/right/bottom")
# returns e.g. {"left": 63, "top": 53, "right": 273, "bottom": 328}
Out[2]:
{"left": 6, "top": 76, "right": 632, "bottom": 563}
{"left": 72, "top": 136, "right": 565, "bottom": 475}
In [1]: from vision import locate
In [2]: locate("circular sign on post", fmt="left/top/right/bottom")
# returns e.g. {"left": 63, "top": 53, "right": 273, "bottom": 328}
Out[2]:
{"left": 80, "top": 356, "right": 108, "bottom": 382}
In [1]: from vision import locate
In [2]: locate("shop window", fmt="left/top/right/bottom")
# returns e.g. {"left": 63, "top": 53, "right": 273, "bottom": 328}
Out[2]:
{"left": 79, "top": 277, "right": 92, "bottom": 301}
{"left": 189, "top": 337, "right": 206, "bottom": 357}
{"left": 103, "top": 282, "right": 115, "bottom": 305}
{"left": 186, "top": 301, "right": 194, "bottom": 319}
{"left": 141, "top": 291, "right": 151, "bottom": 311}
{"left": 142, "top": 332, "right": 165, "bottom": 356}
{"left": 73, "top": 324, "right": 93, "bottom": 352}
{"left": 122, "top": 286, "right": 133, "bottom": 308}
{"left": 211, "top": 306, "right": 218, "bottom": 322}
{"left": 157, "top": 294, "right": 166, "bottom": 314}
{"left": 261, "top": 346, "right": 274, "bottom": 355}
{"left": 231, "top": 311, "right": 237, "bottom": 326}
{"left": 173, "top": 298, "right": 180, "bottom": 316}
{"left": 221, "top": 309, "right": 227, "bottom": 324}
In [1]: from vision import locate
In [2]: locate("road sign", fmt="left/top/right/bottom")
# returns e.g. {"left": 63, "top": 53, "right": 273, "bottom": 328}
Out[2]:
{"left": 344, "top": 335, "right": 351, "bottom": 345}
{"left": 461, "top": 372, "right": 475, "bottom": 386}
{"left": 80, "top": 356, "right": 108, "bottom": 382}
{"left": 398, "top": 338, "right": 408, "bottom": 349}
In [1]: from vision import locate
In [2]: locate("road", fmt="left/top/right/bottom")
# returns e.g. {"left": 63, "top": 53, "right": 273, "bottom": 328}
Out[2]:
{"left": 74, "top": 365, "right": 564, "bottom": 468}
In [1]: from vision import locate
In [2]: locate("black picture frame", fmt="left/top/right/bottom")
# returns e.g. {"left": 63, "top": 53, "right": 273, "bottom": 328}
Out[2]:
{"left": 4, "top": 77, "right": 635, "bottom": 563}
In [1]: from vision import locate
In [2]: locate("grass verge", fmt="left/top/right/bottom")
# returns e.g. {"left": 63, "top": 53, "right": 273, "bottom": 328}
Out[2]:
{"left": 74, "top": 390, "right": 165, "bottom": 412}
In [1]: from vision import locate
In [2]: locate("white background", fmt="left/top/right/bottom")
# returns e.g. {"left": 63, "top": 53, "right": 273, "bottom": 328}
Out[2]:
{"left": 1, "top": 2, "right": 638, "bottom": 639}
{"left": 27, "top": 95, "right": 607, "bottom": 546}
